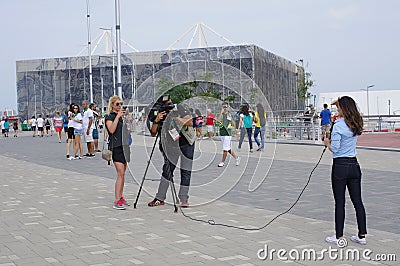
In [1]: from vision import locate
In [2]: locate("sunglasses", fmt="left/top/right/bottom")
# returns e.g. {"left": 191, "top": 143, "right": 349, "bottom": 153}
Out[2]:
{"left": 73, "top": 107, "right": 78, "bottom": 109}
{"left": 115, "top": 102, "right": 123, "bottom": 106}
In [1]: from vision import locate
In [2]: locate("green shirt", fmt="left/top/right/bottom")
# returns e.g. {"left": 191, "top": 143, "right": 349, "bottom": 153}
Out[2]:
{"left": 219, "top": 113, "right": 233, "bottom": 136}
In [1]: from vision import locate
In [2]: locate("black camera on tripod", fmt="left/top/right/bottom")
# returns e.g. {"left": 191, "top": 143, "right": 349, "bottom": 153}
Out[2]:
{"left": 147, "top": 94, "right": 177, "bottom": 129}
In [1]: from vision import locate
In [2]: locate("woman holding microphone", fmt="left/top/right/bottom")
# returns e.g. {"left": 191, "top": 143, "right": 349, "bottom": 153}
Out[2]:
{"left": 324, "top": 96, "right": 367, "bottom": 245}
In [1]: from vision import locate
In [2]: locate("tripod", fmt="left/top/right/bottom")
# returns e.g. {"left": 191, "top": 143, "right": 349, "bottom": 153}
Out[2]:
{"left": 133, "top": 132, "right": 179, "bottom": 212}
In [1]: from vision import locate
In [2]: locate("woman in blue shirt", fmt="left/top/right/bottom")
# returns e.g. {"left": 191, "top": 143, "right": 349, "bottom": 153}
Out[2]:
{"left": 324, "top": 96, "right": 367, "bottom": 245}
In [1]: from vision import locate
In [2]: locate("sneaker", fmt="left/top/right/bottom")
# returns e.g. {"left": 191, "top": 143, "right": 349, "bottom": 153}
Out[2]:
{"left": 113, "top": 200, "right": 126, "bottom": 210}
{"left": 350, "top": 235, "right": 367, "bottom": 245}
{"left": 325, "top": 235, "right": 343, "bottom": 245}
{"left": 235, "top": 156, "right": 241, "bottom": 166}
{"left": 181, "top": 201, "right": 189, "bottom": 208}
{"left": 78, "top": 156, "right": 83, "bottom": 159}
{"left": 218, "top": 162, "right": 225, "bottom": 167}
{"left": 84, "top": 153, "right": 90, "bottom": 157}
{"left": 250, "top": 149, "right": 253, "bottom": 153}
{"left": 66, "top": 155, "right": 70, "bottom": 159}
{"left": 148, "top": 198, "right": 165, "bottom": 207}
{"left": 257, "top": 147, "right": 262, "bottom": 151}
{"left": 120, "top": 196, "right": 130, "bottom": 206}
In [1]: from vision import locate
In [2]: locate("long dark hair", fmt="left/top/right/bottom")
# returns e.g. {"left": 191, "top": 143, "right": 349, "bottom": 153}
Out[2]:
{"left": 256, "top": 103, "right": 266, "bottom": 127}
{"left": 72, "top": 104, "right": 80, "bottom": 114}
{"left": 69, "top": 103, "right": 75, "bottom": 112}
{"left": 338, "top": 96, "right": 363, "bottom": 136}
{"left": 242, "top": 105, "right": 250, "bottom": 116}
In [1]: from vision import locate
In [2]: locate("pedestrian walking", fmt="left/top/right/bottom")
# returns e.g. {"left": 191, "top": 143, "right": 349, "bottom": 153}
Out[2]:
{"left": 238, "top": 105, "right": 254, "bottom": 152}
{"left": 37, "top": 115, "right": 44, "bottom": 137}
{"left": 45, "top": 115, "right": 51, "bottom": 137}
{"left": 62, "top": 110, "right": 69, "bottom": 141}
{"left": 13, "top": 120, "right": 19, "bottom": 137}
{"left": 320, "top": 103, "right": 332, "bottom": 141}
{"left": 217, "top": 102, "right": 240, "bottom": 167}
{"left": 254, "top": 103, "right": 267, "bottom": 151}
{"left": 54, "top": 111, "right": 63, "bottom": 143}
{"left": 205, "top": 109, "right": 215, "bottom": 139}
{"left": 30, "top": 116, "right": 37, "bottom": 137}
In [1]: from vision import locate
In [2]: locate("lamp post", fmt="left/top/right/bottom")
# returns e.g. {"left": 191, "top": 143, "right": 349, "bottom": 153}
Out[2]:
{"left": 114, "top": 0, "right": 122, "bottom": 99}
{"left": 86, "top": 0, "right": 93, "bottom": 103}
{"left": 361, "top": 84, "right": 374, "bottom": 119}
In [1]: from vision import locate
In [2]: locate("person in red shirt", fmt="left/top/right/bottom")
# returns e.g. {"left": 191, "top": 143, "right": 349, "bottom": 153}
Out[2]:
{"left": 205, "top": 109, "right": 215, "bottom": 139}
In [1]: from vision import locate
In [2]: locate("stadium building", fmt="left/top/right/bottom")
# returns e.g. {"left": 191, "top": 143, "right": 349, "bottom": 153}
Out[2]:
{"left": 16, "top": 44, "right": 304, "bottom": 119}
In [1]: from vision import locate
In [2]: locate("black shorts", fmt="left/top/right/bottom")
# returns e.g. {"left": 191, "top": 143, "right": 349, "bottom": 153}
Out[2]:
{"left": 67, "top": 127, "right": 75, "bottom": 139}
{"left": 38, "top": 127, "right": 44, "bottom": 132}
{"left": 64, "top": 126, "right": 68, "bottom": 132}
{"left": 112, "top": 145, "right": 131, "bottom": 164}
{"left": 46, "top": 125, "right": 51, "bottom": 130}
{"left": 32, "top": 126, "right": 36, "bottom": 131}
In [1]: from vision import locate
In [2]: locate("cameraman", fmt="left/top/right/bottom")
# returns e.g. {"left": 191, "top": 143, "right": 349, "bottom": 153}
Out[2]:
{"left": 148, "top": 95, "right": 195, "bottom": 208}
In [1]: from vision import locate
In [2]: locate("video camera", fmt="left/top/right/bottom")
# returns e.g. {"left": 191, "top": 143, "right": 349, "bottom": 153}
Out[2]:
{"left": 148, "top": 94, "right": 177, "bottom": 125}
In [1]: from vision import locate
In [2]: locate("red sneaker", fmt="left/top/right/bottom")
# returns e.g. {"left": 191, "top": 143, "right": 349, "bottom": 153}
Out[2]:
{"left": 113, "top": 200, "right": 126, "bottom": 210}
{"left": 120, "top": 196, "right": 130, "bottom": 206}
{"left": 148, "top": 198, "right": 165, "bottom": 207}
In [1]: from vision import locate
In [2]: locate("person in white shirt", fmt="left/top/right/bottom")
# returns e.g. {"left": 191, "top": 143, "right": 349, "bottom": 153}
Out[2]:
{"left": 66, "top": 104, "right": 75, "bottom": 159}
{"left": 36, "top": 115, "right": 45, "bottom": 137}
{"left": 30, "top": 116, "right": 37, "bottom": 137}
{"left": 71, "top": 104, "right": 83, "bottom": 159}
{"left": 82, "top": 101, "right": 95, "bottom": 157}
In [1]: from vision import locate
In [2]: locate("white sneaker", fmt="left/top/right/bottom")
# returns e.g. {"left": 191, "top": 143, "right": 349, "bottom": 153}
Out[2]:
{"left": 350, "top": 235, "right": 366, "bottom": 245}
{"left": 218, "top": 162, "right": 225, "bottom": 167}
{"left": 325, "top": 235, "right": 339, "bottom": 244}
{"left": 235, "top": 156, "right": 241, "bottom": 166}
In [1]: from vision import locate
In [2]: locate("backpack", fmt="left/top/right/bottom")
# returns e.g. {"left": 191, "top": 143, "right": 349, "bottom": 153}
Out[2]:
{"left": 45, "top": 118, "right": 50, "bottom": 126}
{"left": 243, "top": 114, "right": 253, "bottom": 128}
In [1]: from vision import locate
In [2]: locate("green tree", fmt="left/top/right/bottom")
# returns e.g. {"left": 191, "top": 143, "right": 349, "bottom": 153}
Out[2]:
{"left": 168, "top": 85, "right": 193, "bottom": 104}
{"left": 297, "top": 72, "right": 314, "bottom": 101}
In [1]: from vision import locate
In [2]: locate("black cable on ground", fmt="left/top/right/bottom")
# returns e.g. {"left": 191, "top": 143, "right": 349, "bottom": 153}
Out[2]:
{"left": 178, "top": 146, "right": 328, "bottom": 231}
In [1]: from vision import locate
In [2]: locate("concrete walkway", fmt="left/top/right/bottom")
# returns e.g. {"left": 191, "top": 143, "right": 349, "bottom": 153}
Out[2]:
{"left": 0, "top": 132, "right": 399, "bottom": 265}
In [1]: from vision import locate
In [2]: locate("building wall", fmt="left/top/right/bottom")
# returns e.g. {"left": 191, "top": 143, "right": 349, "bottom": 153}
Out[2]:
{"left": 16, "top": 45, "right": 303, "bottom": 119}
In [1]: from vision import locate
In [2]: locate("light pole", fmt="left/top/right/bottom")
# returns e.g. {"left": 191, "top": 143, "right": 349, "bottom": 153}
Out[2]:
{"left": 86, "top": 0, "right": 93, "bottom": 103}
{"left": 114, "top": 0, "right": 122, "bottom": 100}
{"left": 361, "top": 84, "right": 374, "bottom": 119}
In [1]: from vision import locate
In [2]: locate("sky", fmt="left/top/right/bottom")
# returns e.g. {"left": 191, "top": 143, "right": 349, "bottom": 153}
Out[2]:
{"left": 1, "top": 0, "right": 399, "bottom": 111}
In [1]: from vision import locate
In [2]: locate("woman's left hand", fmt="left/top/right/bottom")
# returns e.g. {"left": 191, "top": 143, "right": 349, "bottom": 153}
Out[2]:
{"left": 324, "top": 138, "right": 331, "bottom": 147}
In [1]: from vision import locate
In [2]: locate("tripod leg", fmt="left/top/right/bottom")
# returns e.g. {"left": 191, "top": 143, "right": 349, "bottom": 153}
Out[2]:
{"left": 169, "top": 177, "right": 179, "bottom": 213}
{"left": 133, "top": 134, "right": 159, "bottom": 208}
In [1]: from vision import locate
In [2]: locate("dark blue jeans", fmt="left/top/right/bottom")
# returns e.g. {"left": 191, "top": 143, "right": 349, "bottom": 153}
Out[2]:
{"left": 331, "top": 157, "right": 367, "bottom": 238}
{"left": 238, "top": 127, "right": 253, "bottom": 150}
{"left": 254, "top": 125, "right": 266, "bottom": 149}
{"left": 156, "top": 143, "right": 195, "bottom": 202}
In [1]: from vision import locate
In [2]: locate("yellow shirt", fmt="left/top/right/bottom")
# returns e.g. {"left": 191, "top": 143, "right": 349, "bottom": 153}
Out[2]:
{"left": 254, "top": 112, "right": 266, "bottom": 127}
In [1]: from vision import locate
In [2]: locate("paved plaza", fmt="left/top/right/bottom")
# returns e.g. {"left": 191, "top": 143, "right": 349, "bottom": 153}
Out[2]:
{"left": 0, "top": 131, "right": 399, "bottom": 265}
